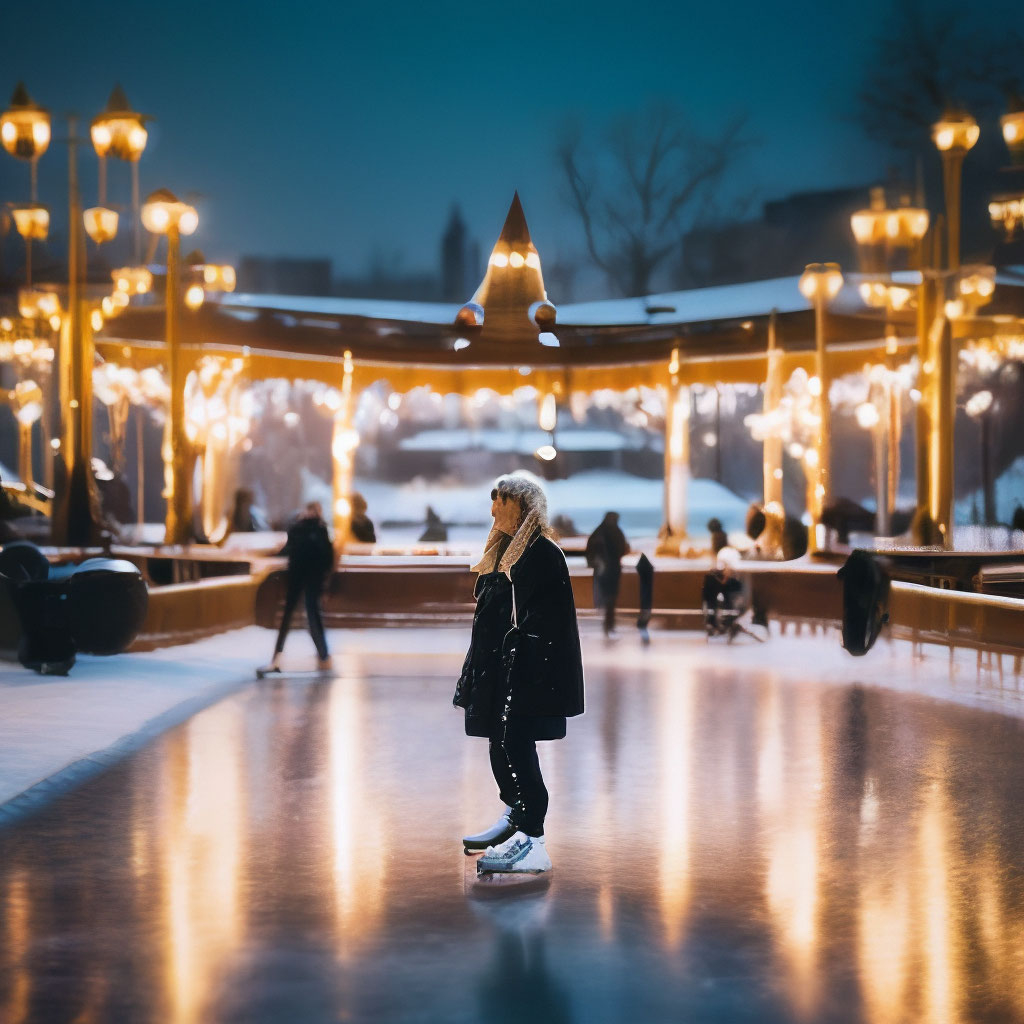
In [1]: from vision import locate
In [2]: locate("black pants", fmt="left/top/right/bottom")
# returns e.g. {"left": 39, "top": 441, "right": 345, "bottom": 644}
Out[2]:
{"left": 274, "top": 573, "right": 328, "bottom": 660}
{"left": 594, "top": 569, "right": 621, "bottom": 635}
{"left": 489, "top": 719, "right": 548, "bottom": 837}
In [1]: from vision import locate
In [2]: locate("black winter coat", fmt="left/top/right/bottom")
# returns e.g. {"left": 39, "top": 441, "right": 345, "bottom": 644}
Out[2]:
{"left": 280, "top": 517, "right": 334, "bottom": 580}
{"left": 454, "top": 533, "right": 585, "bottom": 736}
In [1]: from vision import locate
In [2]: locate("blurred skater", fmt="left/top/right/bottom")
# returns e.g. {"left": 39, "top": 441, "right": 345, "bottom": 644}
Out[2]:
{"left": 586, "top": 511, "right": 629, "bottom": 637}
{"left": 262, "top": 502, "right": 334, "bottom": 674}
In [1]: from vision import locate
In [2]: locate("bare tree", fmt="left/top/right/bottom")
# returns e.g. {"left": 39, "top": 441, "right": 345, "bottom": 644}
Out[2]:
{"left": 558, "top": 104, "right": 747, "bottom": 297}
{"left": 856, "top": 0, "right": 1024, "bottom": 152}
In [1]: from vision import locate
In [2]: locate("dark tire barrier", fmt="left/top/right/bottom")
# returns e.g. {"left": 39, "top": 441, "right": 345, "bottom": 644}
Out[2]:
{"left": 0, "top": 542, "right": 148, "bottom": 675}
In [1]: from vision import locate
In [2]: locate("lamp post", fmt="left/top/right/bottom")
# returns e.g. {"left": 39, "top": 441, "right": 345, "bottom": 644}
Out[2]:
{"left": 931, "top": 110, "right": 979, "bottom": 272}
{"left": 798, "top": 262, "right": 843, "bottom": 552}
{"left": 0, "top": 83, "right": 51, "bottom": 286}
{"left": 965, "top": 389, "right": 995, "bottom": 525}
{"left": 1, "top": 83, "right": 151, "bottom": 544}
{"left": 657, "top": 346, "right": 690, "bottom": 554}
{"left": 142, "top": 189, "right": 199, "bottom": 545}
{"left": 850, "top": 189, "right": 929, "bottom": 535}
{"left": 990, "top": 102, "right": 1024, "bottom": 241}
{"left": 919, "top": 110, "right": 979, "bottom": 546}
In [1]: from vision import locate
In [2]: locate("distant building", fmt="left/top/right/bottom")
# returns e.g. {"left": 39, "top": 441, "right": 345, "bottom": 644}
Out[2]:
{"left": 678, "top": 186, "right": 867, "bottom": 288}
{"left": 440, "top": 205, "right": 480, "bottom": 301}
{"left": 237, "top": 256, "right": 333, "bottom": 296}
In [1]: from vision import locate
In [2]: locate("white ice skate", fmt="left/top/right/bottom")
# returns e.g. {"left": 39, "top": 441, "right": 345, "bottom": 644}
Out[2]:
{"left": 476, "top": 831, "right": 552, "bottom": 874}
{"left": 463, "top": 806, "right": 515, "bottom": 853}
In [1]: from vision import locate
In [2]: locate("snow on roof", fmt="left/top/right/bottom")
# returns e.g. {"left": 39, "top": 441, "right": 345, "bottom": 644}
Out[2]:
{"left": 557, "top": 277, "right": 810, "bottom": 327}
{"left": 222, "top": 292, "right": 459, "bottom": 325}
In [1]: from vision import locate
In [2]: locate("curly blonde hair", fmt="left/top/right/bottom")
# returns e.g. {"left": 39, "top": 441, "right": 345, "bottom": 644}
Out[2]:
{"left": 492, "top": 472, "right": 555, "bottom": 539}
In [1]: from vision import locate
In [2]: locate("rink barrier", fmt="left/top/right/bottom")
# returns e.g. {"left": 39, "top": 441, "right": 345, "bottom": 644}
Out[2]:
{"left": 888, "top": 581, "right": 1024, "bottom": 671}
{"left": 131, "top": 575, "right": 261, "bottom": 651}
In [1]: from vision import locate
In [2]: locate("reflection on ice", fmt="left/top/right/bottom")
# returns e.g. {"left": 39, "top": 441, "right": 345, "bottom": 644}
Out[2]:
{"left": 1, "top": 650, "right": 1024, "bottom": 1021}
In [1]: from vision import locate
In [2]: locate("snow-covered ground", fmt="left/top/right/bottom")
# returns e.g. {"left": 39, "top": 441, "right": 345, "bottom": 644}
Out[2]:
{"left": 312, "top": 469, "right": 752, "bottom": 545}
{"left": 3, "top": 621, "right": 1024, "bottom": 822}
{"left": 957, "top": 455, "right": 1024, "bottom": 526}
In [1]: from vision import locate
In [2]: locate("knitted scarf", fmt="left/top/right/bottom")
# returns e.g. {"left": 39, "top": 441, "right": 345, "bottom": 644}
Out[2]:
{"left": 471, "top": 508, "right": 542, "bottom": 579}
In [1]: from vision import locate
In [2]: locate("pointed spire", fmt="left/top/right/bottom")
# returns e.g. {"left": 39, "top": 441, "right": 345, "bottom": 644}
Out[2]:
{"left": 469, "top": 192, "right": 547, "bottom": 314}
{"left": 106, "top": 84, "right": 132, "bottom": 114}
{"left": 497, "top": 191, "right": 531, "bottom": 247}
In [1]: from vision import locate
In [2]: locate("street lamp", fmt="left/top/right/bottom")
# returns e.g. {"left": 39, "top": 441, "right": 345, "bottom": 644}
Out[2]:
{"left": 964, "top": 388, "right": 995, "bottom": 524}
{"left": 90, "top": 85, "right": 148, "bottom": 261}
{"left": 798, "top": 262, "right": 843, "bottom": 551}
{"left": 2, "top": 84, "right": 52, "bottom": 284}
{"left": 142, "top": 188, "right": 199, "bottom": 545}
{"left": 1002, "top": 101, "right": 1024, "bottom": 166}
{"left": 931, "top": 110, "right": 979, "bottom": 272}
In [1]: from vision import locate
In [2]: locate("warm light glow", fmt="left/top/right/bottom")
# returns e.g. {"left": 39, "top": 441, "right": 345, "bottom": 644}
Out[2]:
{"left": 989, "top": 194, "right": 1024, "bottom": 237}
{"left": 799, "top": 262, "right": 843, "bottom": 302}
{"left": 965, "top": 390, "right": 993, "bottom": 418}
{"left": 91, "top": 87, "right": 148, "bottom": 161}
{"left": 10, "top": 204, "right": 49, "bottom": 240}
{"left": 807, "top": 376, "right": 822, "bottom": 397}
{"left": 84, "top": 206, "right": 119, "bottom": 244}
{"left": 184, "top": 285, "right": 205, "bottom": 311}
{"left": 525, "top": 251, "right": 541, "bottom": 269}
{"left": 142, "top": 189, "right": 198, "bottom": 236}
{"left": 534, "top": 444, "right": 557, "bottom": 461}
{"left": 932, "top": 111, "right": 980, "bottom": 153}
{"left": 1000, "top": 109, "right": 1024, "bottom": 155}
{"left": 489, "top": 251, "right": 509, "bottom": 268}
{"left": 509, "top": 251, "right": 525, "bottom": 268}
{"left": 178, "top": 208, "right": 199, "bottom": 236}
{"left": 855, "top": 402, "right": 880, "bottom": 429}
{"left": 113, "top": 266, "right": 153, "bottom": 295}
{"left": 0, "top": 85, "right": 51, "bottom": 160}
{"left": 538, "top": 392, "right": 557, "bottom": 432}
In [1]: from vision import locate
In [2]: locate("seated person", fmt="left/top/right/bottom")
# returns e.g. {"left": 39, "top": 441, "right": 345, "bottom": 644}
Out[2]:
{"left": 702, "top": 547, "right": 748, "bottom": 637}
{"left": 350, "top": 492, "right": 376, "bottom": 543}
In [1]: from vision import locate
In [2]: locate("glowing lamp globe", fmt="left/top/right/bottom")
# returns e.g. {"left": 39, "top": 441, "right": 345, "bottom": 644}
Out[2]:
{"left": 931, "top": 111, "right": 980, "bottom": 154}
{"left": 799, "top": 263, "right": 843, "bottom": 302}
{"left": 90, "top": 86, "right": 148, "bottom": 161}
{"left": 142, "top": 189, "right": 198, "bottom": 235}
{"left": 11, "top": 203, "right": 49, "bottom": 240}
{"left": 1002, "top": 107, "right": 1024, "bottom": 163}
{"left": 84, "top": 206, "right": 119, "bottom": 244}
{"left": 184, "top": 285, "right": 205, "bottom": 311}
{"left": 0, "top": 84, "right": 51, "bottom": 161}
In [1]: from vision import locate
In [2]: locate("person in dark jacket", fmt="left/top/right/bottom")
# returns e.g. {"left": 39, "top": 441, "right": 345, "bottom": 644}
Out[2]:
{"left": 262, "top": 502, "right": 335, "bottom": 673}
{"left": 349, "top": 492, "right": 376, "bottom": 543}
{"left": 454, "top": 475, "right": 584, "bottom": 873}
{"left": 585, "top": 511, "right": 629, "bottom": 637}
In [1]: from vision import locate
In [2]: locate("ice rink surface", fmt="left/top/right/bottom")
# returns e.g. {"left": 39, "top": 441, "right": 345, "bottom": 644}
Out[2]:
{"left": 2, "top": 625, "right": 1024, "bottom": 1022}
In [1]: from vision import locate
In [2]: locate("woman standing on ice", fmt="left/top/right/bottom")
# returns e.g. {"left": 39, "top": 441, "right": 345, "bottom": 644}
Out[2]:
{"left": 454, "top": 475, "right": 585, "bottom": 873}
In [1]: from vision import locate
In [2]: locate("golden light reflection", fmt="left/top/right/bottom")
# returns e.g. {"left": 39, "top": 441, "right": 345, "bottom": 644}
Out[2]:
{"left": 761, "top": 687, "right": 823, "bottom": 1020}
{"left": 657, "top": 674, "right": 695, "bottom": 949}
{"left": 329, "top": 679, "right": 385, "bottom": 947}
{"left": 917, "top": 767, "right": 955, "bottom": 1024}
{"left": 160, "top": 702, "right": 245, "bottom": 1024}
{"left": 1, "top": 870, "right": 30, "bottom": 1024}
{"left": 857, "top": 865, "right": 911, "bottom": 1024}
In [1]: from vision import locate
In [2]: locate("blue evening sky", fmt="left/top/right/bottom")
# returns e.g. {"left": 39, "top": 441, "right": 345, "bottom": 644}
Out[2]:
{"left": 1, "top": 0, "right": 1019, "bottom": 281}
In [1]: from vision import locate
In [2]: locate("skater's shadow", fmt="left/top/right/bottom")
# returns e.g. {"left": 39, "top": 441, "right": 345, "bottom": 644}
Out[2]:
{"left": 468, "top": 885, "right": 573, "bottom": 1024}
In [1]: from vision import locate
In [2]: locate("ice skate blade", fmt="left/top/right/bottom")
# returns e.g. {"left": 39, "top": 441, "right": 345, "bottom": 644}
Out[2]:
{"left": 257, "top": 668, "right": 333, "bottom": 681}
{"left": 467, "top": 865, "right": 553, "bottom": 898}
